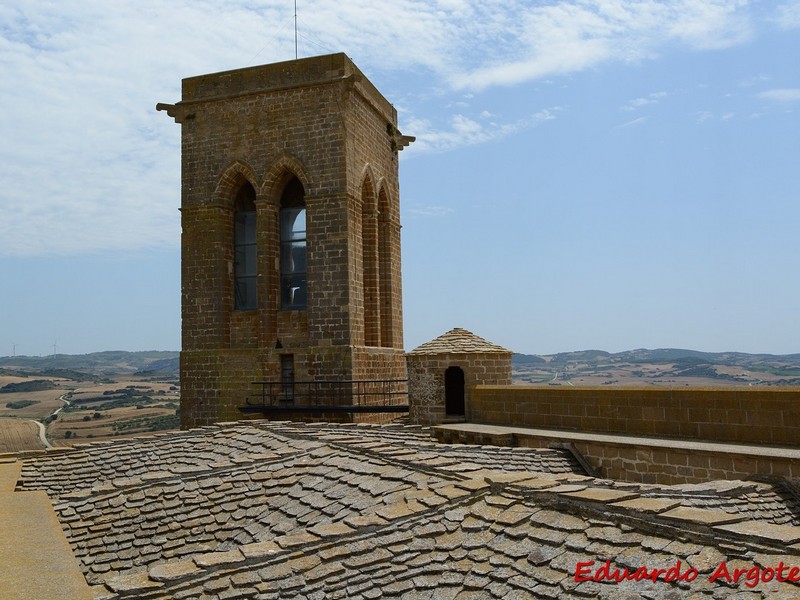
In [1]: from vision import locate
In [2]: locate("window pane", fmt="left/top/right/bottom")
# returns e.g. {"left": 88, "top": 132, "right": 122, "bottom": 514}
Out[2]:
{"left": 235, "top": 244, "right": 257, "bottom": 276}
{"left": 280, "top": 240, "right": 306, "bottom": 274}
{"left": 280, "top": 208, "right": 306, "bottom": 241}
{"left": 281, "top": 275, "right": 307, "bottom": 309}
{"left": 280, "top": 201, "right": 306, "bottom": 309}
{"left": 234, "top": 207, "right": 257, "bottom": 310}
{"left": 235, "top": 276, "right": 257, "bottom": 310}
{"left": 235, "top": 211, "right": 256, "bottom": 244}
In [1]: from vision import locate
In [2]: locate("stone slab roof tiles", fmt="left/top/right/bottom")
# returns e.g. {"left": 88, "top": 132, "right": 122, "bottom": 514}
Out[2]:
{"left": 407, "top": 327, "right": 513, "bottom": 355}
{"left": 5, "top": 420, "right": 800, "bottom": 599}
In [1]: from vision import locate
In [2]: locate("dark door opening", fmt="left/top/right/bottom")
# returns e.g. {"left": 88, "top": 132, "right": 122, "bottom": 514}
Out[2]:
{"left": 444, "top": 366, "right": 465, "bottom": 416}
{"left": 280, "top": 354, "right": 295, "bottom": 402}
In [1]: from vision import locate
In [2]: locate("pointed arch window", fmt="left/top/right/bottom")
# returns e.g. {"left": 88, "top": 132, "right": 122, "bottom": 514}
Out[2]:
{"left": 233, "top": 182, "right": 257, "bottom": 310}
{"left": 378, "top": 188, "right": 393, "bottom": 347}
{"left": 362, "top": 179, "right": 380, "bottom": 346}
{"left": 280, "top": 177, "right": 307, "bottom": 310}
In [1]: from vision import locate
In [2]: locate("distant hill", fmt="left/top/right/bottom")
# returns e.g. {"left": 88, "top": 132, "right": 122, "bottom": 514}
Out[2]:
{"left": 512, "top": 353, "right": 546, "bottom": 365}
{"left": 547, "top": 350, "right": 612, "bottom": 364}
{"left": 0, "top": 351, "right": 180, "bottom": 377}
{"left": 513, "top": 348, "right": 800, "bottom": 387}
{"left": 135, "top": 356, "right": 180, "bottom": 375}
{"left": 515, "top": 348, "right": 800, "bottom": 365}
{"left": 2, "top": 349, "right": 798, "bottom": 385}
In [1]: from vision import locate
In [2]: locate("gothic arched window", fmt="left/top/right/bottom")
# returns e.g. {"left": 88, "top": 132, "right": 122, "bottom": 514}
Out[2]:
{"left": 280, "top": 177, "right": 307, "bottom": 309}
{"left": 233, "top": 182, "right": 257, "bottom": 310}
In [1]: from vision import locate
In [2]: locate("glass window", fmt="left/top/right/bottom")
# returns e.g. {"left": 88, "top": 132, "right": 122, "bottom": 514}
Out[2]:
{"left": 234, "top": 183, "right": 257, "bottom": 310}
{"left": 280, "top": 178, "right": 307, "bottom": 310}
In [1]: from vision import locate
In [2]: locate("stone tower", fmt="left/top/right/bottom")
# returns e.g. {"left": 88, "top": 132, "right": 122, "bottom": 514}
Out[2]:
{"left": 158, "top": 53, "right": 412, "bottom": 427}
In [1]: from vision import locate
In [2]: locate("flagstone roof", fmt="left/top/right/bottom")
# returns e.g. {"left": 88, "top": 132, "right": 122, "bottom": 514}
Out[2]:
{"left": 5, "top": 420, "right": 800, "bottom": 598}
{"left": 408, "top": 328, "right": 513, "bottom": 355}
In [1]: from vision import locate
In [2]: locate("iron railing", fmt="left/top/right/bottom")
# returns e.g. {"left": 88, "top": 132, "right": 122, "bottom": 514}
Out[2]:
{"left": 242, "top": 379, "right": 409, "bottom": 413}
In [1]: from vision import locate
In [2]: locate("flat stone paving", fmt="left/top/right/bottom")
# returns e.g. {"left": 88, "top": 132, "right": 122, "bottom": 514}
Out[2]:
{"left": 0, "top": 490, "right": 93, "bottom": 599}
{"left": 10, "top": 421, "right": 800, "bottom": 599}
{"left": 0, "top": 460, "right": 21, "bottom": 491}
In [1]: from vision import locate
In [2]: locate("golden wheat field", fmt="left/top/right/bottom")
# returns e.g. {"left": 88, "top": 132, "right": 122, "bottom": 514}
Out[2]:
{"left": 0, "top": 419, "right": 45, "bottom": 453}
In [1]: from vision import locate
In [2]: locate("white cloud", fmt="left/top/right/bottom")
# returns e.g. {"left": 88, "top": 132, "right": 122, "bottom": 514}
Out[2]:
{"left": 617, "top": 116, "right": 649, "bottom": 129}
{"left": 738, "top": 74, "right": 770, "bottom": 87}
{"left": 663, "top": 0, "right": 752, "bottom": 50}
{"left": 404, "top": 108, "right": 560, "bottom": 155}
{"left": 692, "top": 110, "right": 737, "bottom": 123}
{"left": 758, "top": 88, "right": 800, "bottom": 102}
{"left": 0, "top": 1, "right": 775, "bottom": 256}
{"left": 622, "top": 91, "right": 668, "bottom": 111}
{"left": 774, "top": 0, "right": 800, "bottom": 28}
{"left": 404, "top": 205, "right": 455, "bottom": 218}
{"left": 447, "top": 0, "right": 754, "bottom": 90}
{"left": 695, "top": 111, "right": 715, "bottom": 123}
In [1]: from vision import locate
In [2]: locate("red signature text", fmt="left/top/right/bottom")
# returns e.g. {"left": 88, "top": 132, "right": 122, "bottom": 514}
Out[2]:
{"left": 574, "top": 560, "right": 800, "bottom": 588}
{"left": 575, "top": 559, "right": 698, "bottom": 584}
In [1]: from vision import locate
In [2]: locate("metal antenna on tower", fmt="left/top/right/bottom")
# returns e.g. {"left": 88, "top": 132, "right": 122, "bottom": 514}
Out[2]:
{"left": 294, "top": 0, "right": 298, "bottom": 60}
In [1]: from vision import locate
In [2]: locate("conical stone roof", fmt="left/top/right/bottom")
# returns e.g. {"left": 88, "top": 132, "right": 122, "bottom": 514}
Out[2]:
{"left": 407, "top": 327, "right": 512, "bottom": 355}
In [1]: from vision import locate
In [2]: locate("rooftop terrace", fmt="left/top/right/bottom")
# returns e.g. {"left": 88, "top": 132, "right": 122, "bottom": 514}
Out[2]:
{"left": 2, "top": 420, "right": 800, "bottom": 598}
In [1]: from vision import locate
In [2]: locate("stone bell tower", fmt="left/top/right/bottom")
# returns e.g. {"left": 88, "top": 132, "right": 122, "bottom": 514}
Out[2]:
{"left": 158, "top": 53, "right": 413, "bottom": 428}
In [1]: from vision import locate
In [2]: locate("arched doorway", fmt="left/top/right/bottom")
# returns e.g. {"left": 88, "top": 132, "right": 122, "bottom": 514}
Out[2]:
{"left": 444, "top": 366, "right": 465, "bottom": 416}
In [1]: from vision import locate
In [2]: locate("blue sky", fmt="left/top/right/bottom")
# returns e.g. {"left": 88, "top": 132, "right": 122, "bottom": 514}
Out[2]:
{"left": 1, "top": 0, "right": 798, "bottom": 356}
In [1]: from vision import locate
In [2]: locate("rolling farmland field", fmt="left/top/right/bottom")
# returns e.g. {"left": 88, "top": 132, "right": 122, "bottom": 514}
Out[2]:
{"left": 0, "top": 357, "right": 180, "bottom": 449}
{"left": 0, "top": 419, "right": 44, "bottom": 453}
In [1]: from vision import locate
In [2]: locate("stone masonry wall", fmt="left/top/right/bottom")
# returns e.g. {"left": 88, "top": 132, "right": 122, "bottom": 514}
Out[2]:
{"left": 435, "top": 424, "right": 800, "bottom": 484}
{"left": 344, "top": 85, "right": 404, "bottom": 351}
{"left": 351, "top": 347, "right": 407, "bottom": 424}
{"left": 561, "top": 440, "right": 800, "bottom": 483}
{"left": 408, "top": 353, "right": 511, "bottom": 425}
{"left": 170, "top": 54, "right": 407, "bottom": 427}
{"left": 470, "top": 385, "right": 800, "bottom": 447}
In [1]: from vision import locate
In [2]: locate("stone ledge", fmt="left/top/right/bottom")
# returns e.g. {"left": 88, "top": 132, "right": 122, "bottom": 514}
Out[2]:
{"left": 559, "top": 488, "right": 640, "bottom": 503}
{"left": 0, "top": 462, "right": 21, "bottom": 492}
{"left": 609, "top": 497, "right": 682, "bottom": 513}
{"left": 434, "top": 423, "right": 800, "bottom": 459}
{"left": 0, "top": 491, "right": 93, "bottom": 599}
{"left": 658, "top": 507, "right": 748, "bottom": 526}
{"left": 194, "top": 548, "right": 245, "bottom": 567}
{"left": 714, "top": 520, "right": 800, "bottom": 545}
{"left": 433, "top": 422, "right": 800, "bottom": 483}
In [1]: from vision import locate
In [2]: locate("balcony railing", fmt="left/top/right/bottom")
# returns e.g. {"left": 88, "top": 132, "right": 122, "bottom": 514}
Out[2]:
{"left": 241, "top": 379, "right": 409, "bottom": 413}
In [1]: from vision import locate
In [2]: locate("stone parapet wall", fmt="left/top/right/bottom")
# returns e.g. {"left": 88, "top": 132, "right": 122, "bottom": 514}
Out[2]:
{"left": 519, "top": 435, "right": 800, "bottom": 484}
{"left": 570, "top": 440, "right": 800, "bottom": 483}
{"left": 434, "top": 423, "right": 800, "bottom": 484}
{"left": 470, "top": 385, "right": 800, "bottom": 447}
